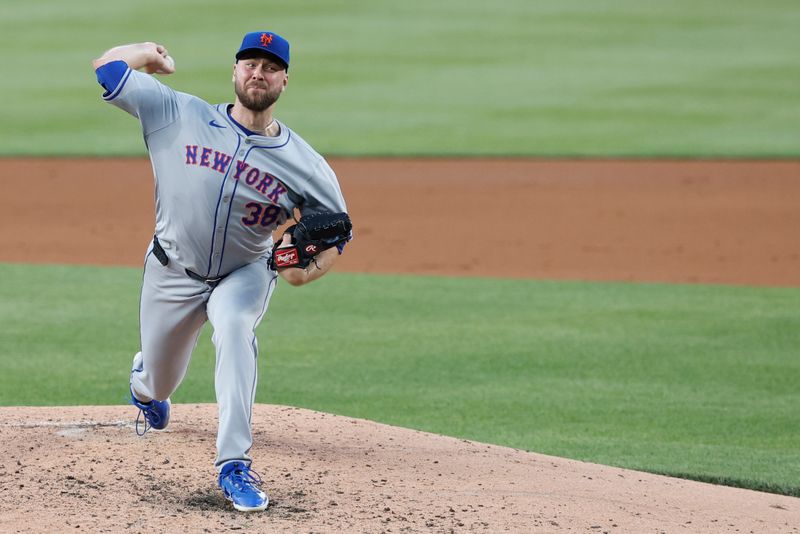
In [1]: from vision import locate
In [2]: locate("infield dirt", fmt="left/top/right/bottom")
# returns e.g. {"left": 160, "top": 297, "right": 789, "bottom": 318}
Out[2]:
{"left": 1, "top": 157, "right": 799, "bottom": 285}
{"left": 0, "top": 157, "right": 798, "bottom": 532}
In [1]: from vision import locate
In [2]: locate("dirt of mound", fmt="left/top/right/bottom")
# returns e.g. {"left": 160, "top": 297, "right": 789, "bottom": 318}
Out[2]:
{"left": 1, "top": 157, "right": 799, "bottom": 286}
{"left": 0, "top": 405, "right": 797, "bottom": 534}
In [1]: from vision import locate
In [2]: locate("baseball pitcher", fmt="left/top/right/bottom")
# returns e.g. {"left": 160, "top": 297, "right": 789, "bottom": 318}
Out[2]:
{"left": 92, "top": 31, "right": 352, "bottom": 512}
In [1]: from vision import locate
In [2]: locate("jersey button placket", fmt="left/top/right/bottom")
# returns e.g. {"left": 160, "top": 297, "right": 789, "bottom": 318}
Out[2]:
{"left": 219, "top": 196, "right": 230, "bottom": 233}
{"left": 210, "top": 174, "right": 236, "bottom": 274}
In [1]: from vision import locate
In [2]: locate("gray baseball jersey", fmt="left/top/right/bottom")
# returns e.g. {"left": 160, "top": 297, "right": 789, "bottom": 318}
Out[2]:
{"left": 97, "top": 62, "right": 347, "bottom": 469}
{"left": 103, "top": 65, "right": 346, "bottom": 278}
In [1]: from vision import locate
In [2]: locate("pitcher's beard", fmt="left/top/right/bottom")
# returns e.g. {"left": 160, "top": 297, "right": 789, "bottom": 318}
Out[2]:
{"left": 235, "top": 82, "right": 282, "bottom": 112}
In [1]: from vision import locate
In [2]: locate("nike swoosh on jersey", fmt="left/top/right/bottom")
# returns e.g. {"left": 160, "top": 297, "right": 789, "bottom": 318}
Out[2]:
{"left": 208, "top": 120, "right": 227, "bottom": 129}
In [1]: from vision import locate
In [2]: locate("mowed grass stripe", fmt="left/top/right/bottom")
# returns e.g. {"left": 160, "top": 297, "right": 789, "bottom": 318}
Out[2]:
{"left": 0, "top": 0, "right": 798, "bottom": 156}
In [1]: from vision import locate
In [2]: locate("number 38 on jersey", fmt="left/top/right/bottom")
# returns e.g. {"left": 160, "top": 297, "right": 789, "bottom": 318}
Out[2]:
{"left": 242, "top": 202, "right": 283, "bottom": 228}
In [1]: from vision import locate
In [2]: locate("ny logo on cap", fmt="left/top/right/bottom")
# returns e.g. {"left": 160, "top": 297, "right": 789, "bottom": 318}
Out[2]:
{"left": 260, "top": 33, "right": 274, "bottom": 46}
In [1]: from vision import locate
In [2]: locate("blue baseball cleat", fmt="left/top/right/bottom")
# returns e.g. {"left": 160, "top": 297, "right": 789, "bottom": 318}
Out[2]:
{"left": 218, "top": 461, "right": 269, "bottom": 512}
{"left": 130, "top": 389, "right": 171, "bottom": 436}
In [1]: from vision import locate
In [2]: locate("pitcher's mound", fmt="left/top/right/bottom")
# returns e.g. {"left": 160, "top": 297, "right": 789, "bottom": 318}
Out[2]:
{"left": 0, "top": 404, "right": 797, "bottom": 533}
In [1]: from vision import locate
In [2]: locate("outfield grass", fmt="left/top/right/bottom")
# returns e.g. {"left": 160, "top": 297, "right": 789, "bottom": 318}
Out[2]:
{"left": 1, "top": 263, "right": 798, "bottom": 496}
{"left": 0, "top": 0, "right": 798, "bottom": 156}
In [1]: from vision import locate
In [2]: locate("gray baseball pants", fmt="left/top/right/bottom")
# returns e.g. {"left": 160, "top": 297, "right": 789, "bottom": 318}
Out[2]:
{"left": 130, "top": 242, "right": 277, "bottom": 470}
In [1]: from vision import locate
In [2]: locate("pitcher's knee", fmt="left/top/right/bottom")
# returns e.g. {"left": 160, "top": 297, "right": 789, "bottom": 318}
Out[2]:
{"left": 212, "top": 319, "right": 253, "bottom": 345}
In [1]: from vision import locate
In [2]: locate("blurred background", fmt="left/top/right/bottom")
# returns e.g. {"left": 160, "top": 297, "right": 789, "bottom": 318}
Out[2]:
{"left": 0, "top": 0, "right": 798, "bottom": 157}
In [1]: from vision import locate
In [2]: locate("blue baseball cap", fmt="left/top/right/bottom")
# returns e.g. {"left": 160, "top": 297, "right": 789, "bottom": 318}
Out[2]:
{"left": 235, "top": 31, "right": 290, "bottom": 69}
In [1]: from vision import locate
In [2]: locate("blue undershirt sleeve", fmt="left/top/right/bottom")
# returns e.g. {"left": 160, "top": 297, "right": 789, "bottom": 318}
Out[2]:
{"left": 95, "top": 62, "right": 182, "bottom": 134}
{"left": 95, "top": 60, "right": 129, "bottom": 97}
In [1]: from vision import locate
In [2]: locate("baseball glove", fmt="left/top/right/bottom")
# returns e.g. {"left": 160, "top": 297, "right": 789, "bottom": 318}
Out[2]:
{"left": 270, "top": 212, "right": 352, "bottom": 270}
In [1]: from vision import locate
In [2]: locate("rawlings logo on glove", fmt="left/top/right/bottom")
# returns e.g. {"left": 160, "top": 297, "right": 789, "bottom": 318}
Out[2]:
{"left": 269, "top": 212, "right": 352, "bottom": 270}
{"left": 273, "top": 247, "right": 300, "bottom": 268}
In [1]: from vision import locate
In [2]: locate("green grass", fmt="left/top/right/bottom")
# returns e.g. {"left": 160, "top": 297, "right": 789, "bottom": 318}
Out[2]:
{"left": 0, "top": 0, "right": 798, "bottom": 156}
{"left": 1, "top": 262, "right": 799, "bottom": 496}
